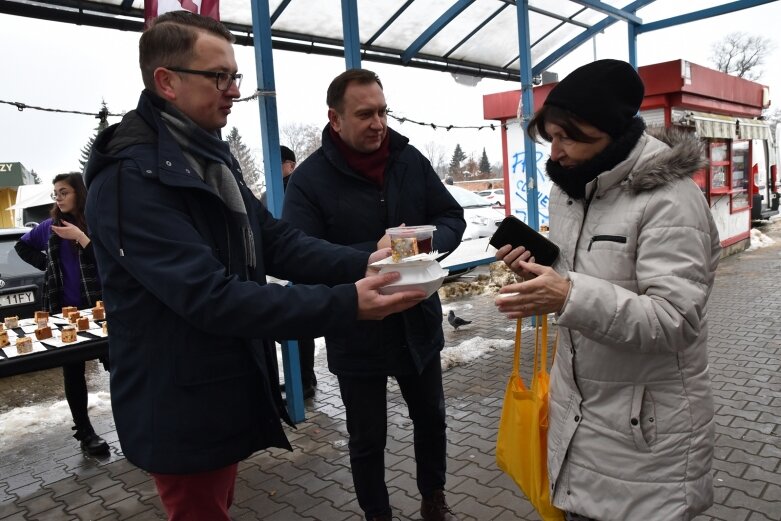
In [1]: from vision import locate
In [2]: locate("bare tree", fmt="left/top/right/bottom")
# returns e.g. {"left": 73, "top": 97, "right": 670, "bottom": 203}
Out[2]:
{"left": 710, "top": 32, "right": 774, "bottom": 80}
{"left": 464, "top": 154, "right": 479, "bottom": 179}
{"left": 763, "top": 107, "right": 781, "bottom": 135}
{"left": 280, "top": 123, "right": 322, "bottom": 162}
{"left": 421, "top": 140, "right": 447, "bottom": 179}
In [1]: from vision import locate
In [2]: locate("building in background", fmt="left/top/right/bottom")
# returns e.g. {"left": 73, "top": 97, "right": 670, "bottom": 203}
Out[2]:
{"left": 483, "top": 59, "right": 777, "bottom": 255}
{"left": 0, "top": 162, "right": 42, "bottom": 228}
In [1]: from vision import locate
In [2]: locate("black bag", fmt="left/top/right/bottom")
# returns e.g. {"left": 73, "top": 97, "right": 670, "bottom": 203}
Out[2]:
{"left": 489, "top": 216, "right": 560, "bottom": 266}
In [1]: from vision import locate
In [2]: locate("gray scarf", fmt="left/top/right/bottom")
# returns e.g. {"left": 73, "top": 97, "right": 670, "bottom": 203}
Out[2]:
{"left": 161, "top": 108, "right": 256, "bottom": 269}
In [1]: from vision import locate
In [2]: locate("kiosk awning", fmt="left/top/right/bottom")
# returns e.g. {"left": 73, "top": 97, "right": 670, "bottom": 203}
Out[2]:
{"left": 681, "top": 111, "right": 737, "bottom": 139}
{"left": 736, "top": 117, "right": 772, "bottom": 140}
{"left": 674, "top": 110, "right": 772, "bottom": 141}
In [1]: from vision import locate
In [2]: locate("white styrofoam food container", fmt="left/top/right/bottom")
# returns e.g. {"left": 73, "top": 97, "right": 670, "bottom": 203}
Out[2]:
{"left": 373, "top": 256, "right": 449, "bottom": 298}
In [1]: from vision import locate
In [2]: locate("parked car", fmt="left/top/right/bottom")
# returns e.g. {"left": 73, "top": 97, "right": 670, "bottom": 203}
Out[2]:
{"left": 475, "top": 188, "right": 505, "bottom": 207}
{"left": 0, "top": 228, "right": 45, "bottom": 319}
{"left": 445, "top": 185, "right": 505, "bottom": 240}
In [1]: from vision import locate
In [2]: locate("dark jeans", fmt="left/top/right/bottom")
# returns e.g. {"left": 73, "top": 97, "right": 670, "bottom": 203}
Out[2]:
{"left": 298, "top": 338, "right": 316, "bottom": 387}
{"left": 63, "top": 361, "right": 92, "bottom": 432}
{"left": 337, "top": 356, "right": 447, "bottom": 520}
{"left": 566, "top": 512, "right": 598, "bottom": 521}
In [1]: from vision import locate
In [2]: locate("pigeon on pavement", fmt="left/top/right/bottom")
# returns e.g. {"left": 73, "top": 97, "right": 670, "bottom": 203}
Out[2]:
{"left": 448, "top": 310, "right": 471, "bottom": 331}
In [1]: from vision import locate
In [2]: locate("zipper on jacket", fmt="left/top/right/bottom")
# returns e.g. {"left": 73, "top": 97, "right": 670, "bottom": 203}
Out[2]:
{"left": 569, "top": 179, "right": 599, "bottom": 396}
{"left": 571, "top": 180, "right": 598, "bottom": 268}
{"left": 587, "top": 234, "right": 627, "bottom": 251}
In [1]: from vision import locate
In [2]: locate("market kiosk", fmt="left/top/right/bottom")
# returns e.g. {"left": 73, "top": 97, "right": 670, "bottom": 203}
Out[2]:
{"left": 483, "top": 59, "right": 777, "bottom": 255}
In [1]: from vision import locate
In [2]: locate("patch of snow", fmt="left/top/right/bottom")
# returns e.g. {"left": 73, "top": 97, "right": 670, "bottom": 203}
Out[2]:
{"left": 0, "top": 392, "right": 112, "bottom": 446}
{"left": 746, "top": 228, "right": 776, "bottom": 251}
{"left": 440, "top": 336, "right": 513, "bottom": 371}
{"left": 440, "top": 302, "right": 474, "bottom": 314}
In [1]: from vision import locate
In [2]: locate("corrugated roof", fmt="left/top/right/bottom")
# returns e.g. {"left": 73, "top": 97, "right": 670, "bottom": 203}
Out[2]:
{"left": 0, "top": 0, "right": 658, "bottom": 81}
{"left": 3, "top": 1, "right": 777, "bottom": 83}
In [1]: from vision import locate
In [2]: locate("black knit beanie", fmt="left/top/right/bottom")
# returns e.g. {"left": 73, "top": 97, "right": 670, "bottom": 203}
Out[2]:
{"left": 544, "top": 59, "right": 644, "bottom": 138}
{"left": 280, "top": 145, "right": 296, "bottom": 163}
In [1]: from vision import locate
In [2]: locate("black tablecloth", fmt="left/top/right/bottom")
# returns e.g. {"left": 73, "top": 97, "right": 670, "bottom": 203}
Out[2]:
{"left": 0, "top": 328, "right": 108, "bottom": 378}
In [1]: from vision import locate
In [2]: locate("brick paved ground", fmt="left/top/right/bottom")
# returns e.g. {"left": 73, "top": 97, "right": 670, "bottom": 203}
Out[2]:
{"left": 1, "top": 221, "right": 779, "bottom": 521}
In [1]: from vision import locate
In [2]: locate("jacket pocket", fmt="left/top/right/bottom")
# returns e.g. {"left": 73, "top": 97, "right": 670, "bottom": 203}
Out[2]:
{"left": 630, "top": 384, "right": 657, "bottom": 452}
{"left": 587, "top": 234, "right": 627, "bottom": 251}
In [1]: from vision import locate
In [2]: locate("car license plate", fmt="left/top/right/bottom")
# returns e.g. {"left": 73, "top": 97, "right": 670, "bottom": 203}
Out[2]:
{"left": 0, "top": 291, "right": 35, "bottom": 308}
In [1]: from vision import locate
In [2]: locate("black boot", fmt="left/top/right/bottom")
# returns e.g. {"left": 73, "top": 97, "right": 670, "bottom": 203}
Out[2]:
{"left": 73, "top": 426, "right": 109, "bottom": 456}
{"left": 421, "top": 490, "right": 458, "bottom": 521}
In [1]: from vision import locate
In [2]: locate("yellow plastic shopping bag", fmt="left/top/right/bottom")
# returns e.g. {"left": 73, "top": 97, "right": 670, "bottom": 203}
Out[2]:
{"left": 496, "top": 316, "right": 564, "bottom": 521}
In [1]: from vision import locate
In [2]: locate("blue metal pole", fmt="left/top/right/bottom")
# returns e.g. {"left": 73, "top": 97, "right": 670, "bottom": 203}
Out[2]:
{"left": 250, "top": 0, "right": 283, "bottom": 219}
{"left": 515, "top": 0, "right": 539, "bottom": 231}
{"left": 249, "top": 0, "right": 304, "bottom": 423}
{"left": 341, "top": 0, "right": 361, "bottom": 69}
{"left": 627, "top": 21, "right": 638, "bottom": 68}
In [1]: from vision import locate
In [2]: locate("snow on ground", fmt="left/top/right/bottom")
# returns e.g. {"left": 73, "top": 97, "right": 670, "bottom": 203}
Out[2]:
{"left": 0, "top": 391, "right": 112, "bottom": 447}
{"left": 746, "top": 228, "right": 776, "bottom": 251}
{"left": 440, "top": 336, "right": 513, "bottom": 371}
{"left": 1, "top": 264, "right": 520, "bottom": 446}
{"left": 3, "top": 333, "right": 512, "bottom": 441}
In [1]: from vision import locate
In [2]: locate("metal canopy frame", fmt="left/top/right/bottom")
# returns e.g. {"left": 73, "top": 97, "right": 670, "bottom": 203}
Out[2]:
{"left": 2, "top": 1, "right": 771, "bottom": 83}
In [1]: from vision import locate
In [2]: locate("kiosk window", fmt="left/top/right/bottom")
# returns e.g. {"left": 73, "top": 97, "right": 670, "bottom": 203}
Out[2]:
{"left": 730, "top": 140, "right": 750, "bottom": 213}
{"left": 709, "top": 141, "right": 730, "bottom": 193}
{"left": 731, "top": 140, "right": 749, "bottom": 190}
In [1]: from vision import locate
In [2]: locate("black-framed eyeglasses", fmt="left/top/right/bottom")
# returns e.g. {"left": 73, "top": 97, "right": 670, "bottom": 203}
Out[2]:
{"left": 167, "top": 67, "right": 242, "bottom": 92}
{"left": 51, "top": 190, "right": 73, "bottom": 201}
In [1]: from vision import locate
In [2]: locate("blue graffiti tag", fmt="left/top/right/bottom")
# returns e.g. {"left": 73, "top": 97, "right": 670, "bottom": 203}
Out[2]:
{"left": 509, "top": 149, "right": 550, "bottom": 224}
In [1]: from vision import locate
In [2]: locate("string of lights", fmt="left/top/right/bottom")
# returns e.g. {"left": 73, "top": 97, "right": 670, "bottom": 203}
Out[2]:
{"left": 236, "top": 89, "right": 275, "bottom": 102}
{"left": 1, "top": 95, "right": 518, "bottom": 133}
{"left": 0, "top": 99, "right": 124, "bottom": 118}
{"left": 386, "top": 110, "right": 510, "bottom": 131}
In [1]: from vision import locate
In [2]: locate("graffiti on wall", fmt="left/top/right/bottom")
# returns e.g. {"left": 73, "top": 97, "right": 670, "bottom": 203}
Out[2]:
{"left": 509, "top": 149, "right": 551, "bottom": 225}
{"left": 505, "top": 120, "right": 554, "bottom": 226}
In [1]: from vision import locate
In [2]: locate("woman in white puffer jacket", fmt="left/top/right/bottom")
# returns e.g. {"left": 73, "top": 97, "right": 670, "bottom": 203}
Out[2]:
{"left": 494, "top": 60, "right": 721, "bottom": 521}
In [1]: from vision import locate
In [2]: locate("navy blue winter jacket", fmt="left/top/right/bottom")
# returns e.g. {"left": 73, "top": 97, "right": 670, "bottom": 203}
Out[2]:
{"left": 84, "top": 91, "right": 370, "bottom": 474}
{"left": 283, "top": 126, "right": 465, "bottom": 376}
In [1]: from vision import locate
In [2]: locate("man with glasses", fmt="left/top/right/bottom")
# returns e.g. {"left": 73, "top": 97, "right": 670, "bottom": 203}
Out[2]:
{"left": 84, "top": 11, "right": 425, "bottom": 521}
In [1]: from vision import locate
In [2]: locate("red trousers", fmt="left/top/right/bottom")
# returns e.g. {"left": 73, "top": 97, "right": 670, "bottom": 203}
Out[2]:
{"left": 151, "top": 463, "right": 238, "bottom": 521}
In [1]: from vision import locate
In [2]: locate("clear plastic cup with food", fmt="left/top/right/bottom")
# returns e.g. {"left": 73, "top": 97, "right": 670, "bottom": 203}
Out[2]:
{"left": 387, "top": 225, "right": 437, "bottom": 262}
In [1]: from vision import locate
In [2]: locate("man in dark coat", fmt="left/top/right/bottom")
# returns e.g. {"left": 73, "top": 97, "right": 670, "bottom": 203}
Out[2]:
{"left": 261, "top": 145, "right": 318, "bottom": 399}
{"left": 282, "top": 68, "right": 466, "bottom": 521}
{"left": 83, "top": 13, "right": 424, "bottom": 521}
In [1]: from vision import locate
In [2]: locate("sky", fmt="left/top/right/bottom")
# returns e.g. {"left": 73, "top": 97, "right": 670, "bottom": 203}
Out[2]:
{"left": 1, "top": 0, "right": 780, "bottom": 185}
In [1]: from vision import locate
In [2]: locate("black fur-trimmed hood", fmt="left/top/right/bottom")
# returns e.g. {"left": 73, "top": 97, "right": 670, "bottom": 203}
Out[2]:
{"left": 627, "top": 127, "right": 707, "bottom": 193}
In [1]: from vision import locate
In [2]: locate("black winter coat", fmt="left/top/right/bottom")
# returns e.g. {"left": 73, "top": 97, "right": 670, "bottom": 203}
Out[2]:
{"left": 84, "top": 91, "right": 370, "bottom": 474}
{"left": 283, "top": 126, "right": 465, "bottom": 376}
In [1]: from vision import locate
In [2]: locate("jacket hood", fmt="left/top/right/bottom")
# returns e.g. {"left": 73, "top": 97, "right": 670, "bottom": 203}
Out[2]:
{"left": 84, "top": 109, "right": 156, "bottom": 188}
{"left": 628, "top": 127, "right": 707, "bottom": 194}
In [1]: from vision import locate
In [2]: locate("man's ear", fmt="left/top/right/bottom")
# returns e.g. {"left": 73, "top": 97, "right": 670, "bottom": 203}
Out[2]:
{"left": 154, "top": 67, "right": 178, "bottom": 101}
{"left": 327, "top": 108, "right": 341, "bottom": 133}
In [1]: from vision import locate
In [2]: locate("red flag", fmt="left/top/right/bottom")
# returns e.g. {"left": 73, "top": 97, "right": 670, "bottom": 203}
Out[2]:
{"left": 144, "top": 0, "right": 220, "bottom": 28}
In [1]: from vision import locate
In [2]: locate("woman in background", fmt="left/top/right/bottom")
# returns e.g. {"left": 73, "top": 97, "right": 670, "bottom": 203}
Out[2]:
{"left": 15, "top": 172, "right": 108, "bottom": 456}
